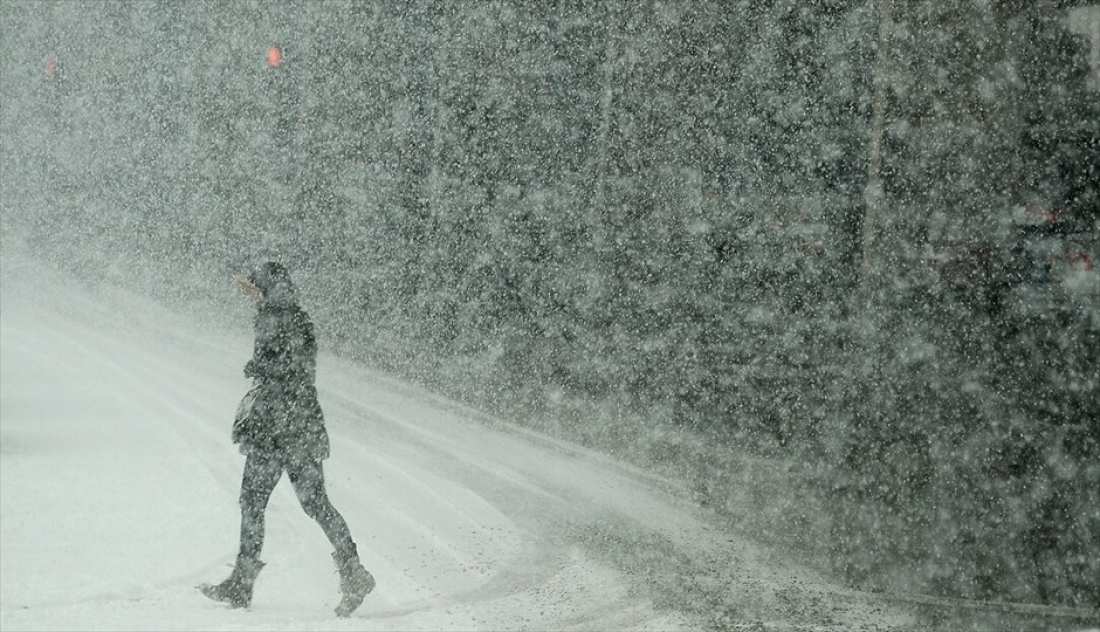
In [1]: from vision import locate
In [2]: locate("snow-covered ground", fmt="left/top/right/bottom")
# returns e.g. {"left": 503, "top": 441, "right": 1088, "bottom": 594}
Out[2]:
{"left": 0, "top": 258, "right": 916, "bottom": 631}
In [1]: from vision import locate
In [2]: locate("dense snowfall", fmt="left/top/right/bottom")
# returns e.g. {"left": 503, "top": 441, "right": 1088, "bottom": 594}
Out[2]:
{"left": 2, "top": 2, "right": 1099, "bottom": 631}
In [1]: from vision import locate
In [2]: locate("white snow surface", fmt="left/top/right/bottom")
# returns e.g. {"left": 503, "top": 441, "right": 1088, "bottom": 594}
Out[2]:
{"left": 0, "top": 257, "right": 913, "bottom": 631}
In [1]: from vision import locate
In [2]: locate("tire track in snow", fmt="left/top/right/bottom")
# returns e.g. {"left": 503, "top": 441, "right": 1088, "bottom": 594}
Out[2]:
{"left": 2, "top": 266, "right": 921, "bottom": 630}
{"left": 313, "top": 373, "right": 696, "bottom": 626}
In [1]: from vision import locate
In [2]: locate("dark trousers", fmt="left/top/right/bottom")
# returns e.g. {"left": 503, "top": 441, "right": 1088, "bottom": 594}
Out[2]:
{"left": 237, "top": 452, "right": 356, "bottom": 562}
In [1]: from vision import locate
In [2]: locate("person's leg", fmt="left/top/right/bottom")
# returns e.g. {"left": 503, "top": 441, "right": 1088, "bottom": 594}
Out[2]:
{"left": 287, "top": 459, "right": 374, "bottom": 616}
{"left": 286, "top": 459, "right": 354, "bottom": 556}
{"left": 238, "top": 452, "right": 284, "bottom": 561}
{"left": 200, "top": 452, "right": 283, "bottom": 608}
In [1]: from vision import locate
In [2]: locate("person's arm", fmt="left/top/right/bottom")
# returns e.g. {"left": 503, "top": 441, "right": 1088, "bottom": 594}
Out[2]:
{"left": 245, "top": 309, "right": 314, "bottom": 381}
{"left": 244, "top": 311, "right": 292, "bottom": 380}
{"left": 288, "top": 315, "right": 318, "bottom": 382}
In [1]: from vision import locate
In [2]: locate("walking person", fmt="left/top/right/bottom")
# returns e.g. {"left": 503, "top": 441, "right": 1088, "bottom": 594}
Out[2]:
{"left": 200, "top": 261, "right": 374, "bottom": 617}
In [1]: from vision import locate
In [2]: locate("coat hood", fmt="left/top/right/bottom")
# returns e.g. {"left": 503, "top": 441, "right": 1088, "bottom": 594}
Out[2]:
{"left": 248, "top": 261, "right": 297, "bottom": 306}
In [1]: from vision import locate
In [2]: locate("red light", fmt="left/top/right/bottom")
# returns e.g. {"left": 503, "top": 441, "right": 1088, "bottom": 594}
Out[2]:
{"left": 266, "top": 47, "right": 283, "bottom": 68}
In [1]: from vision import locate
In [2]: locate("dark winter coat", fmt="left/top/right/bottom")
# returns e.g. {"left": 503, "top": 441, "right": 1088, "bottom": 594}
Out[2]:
{"left": 232, "top": 265, "right": 330, "bottom": 462}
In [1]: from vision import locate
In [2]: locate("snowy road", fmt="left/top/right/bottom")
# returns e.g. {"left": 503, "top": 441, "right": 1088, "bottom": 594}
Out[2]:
{"left": 0, "top": 263, "right": 913, "bottom": 631}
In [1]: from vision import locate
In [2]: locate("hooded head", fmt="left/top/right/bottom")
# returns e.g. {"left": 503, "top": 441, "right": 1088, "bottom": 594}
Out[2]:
{"left": 248, "top": 261, "right": 296, "bottom": 306}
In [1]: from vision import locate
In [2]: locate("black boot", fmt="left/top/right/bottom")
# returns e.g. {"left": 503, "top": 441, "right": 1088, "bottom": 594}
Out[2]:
{"left": 199, "top": 555, "right": 265, "bottom": 608}
{"left": 332, "top": 547, "right": 374, "bottom": 617}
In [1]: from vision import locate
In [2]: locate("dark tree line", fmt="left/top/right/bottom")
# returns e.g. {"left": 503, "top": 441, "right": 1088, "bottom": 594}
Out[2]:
{"left": 2, "top": 0, "right": 1097, "bottom": 608}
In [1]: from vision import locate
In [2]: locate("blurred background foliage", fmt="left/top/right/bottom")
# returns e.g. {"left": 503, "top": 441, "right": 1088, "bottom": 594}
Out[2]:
{"left": 2, "top": 0, "right": 1097, "bottom": 608}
